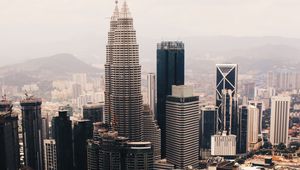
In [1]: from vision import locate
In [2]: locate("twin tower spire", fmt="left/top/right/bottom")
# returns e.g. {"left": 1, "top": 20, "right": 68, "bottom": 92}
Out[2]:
{"left": 111, "top": 0, "right": 131, "bottom": 20}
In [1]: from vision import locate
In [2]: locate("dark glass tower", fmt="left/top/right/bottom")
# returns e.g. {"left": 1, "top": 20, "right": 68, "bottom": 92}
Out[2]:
{"left": 216, "top": 64, "right": 238, "bottom": 135}
{"left": 52, "top": 111, "right": 73, "bottom": 170}
{"left": 0, "top": 101, "right": 20, "bottom": 170}
{"left": 157, "top": 41, "right": 185, "bottom": 158}
{"left": 238, "top": 106, "right": 248, "bottom": 154}
{"left": 74, "top": 120, "right": 93, "bottom": 170}
{"left": 21, "top": 97, "right": 44, "bottom": 170}
{"left": 83, "top": 103, "right": 104, "bottom": 123}
{"left": 200, "top": 106, "right": 217, "bottom": 150}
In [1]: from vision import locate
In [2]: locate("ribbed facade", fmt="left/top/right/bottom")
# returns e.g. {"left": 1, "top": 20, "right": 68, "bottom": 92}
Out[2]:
{"left": 44, "top": 139, "right": 57, "bottom": 170}
{"left": 270, "top": 96, "right": 290, "bottom": 146}
{"left": 125, "top": 142, "right": 154, "bottom": 170}
{"left": 237, "top": 106, "right": 248, "bottom": 154}
{"left": 21, "top": 98, "right": 44, "bottom": 170}
{"left": 211, "top": 132, "right": 236, "bottom": 156}
{"left": 247, "top": 105, "right": 259, "bottom": 151}
{"left": 87, "top": 140, "right": 100, "bottom": 170}
{"left": 166, "top": 85, "right": 199, "bottom": 169}
{"left": 104, "top": 1, "right": 143, "bottom": 141}
{"left": 143, "top": 105, "right": 161, "bottom": 160}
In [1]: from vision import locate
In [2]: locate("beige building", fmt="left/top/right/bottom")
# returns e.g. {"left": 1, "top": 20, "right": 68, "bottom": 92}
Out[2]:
{"left": 247, "top": 105, "right": 259, "bottom": 151}
{"left": 270, "top": 96, "right": 290, "bottom": 146}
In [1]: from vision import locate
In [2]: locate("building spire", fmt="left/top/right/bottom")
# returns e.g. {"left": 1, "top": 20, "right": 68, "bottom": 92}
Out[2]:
{"left": 120, "top": 0, "right": 131, "bottom": 18}
{"left": 111, "top": 0, "right": 119, "bottom": 21}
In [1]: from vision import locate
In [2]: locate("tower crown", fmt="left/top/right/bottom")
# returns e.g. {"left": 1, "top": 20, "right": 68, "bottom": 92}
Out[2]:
{"left": 111, "top": 0, "right": 119, "bottom": 21}
{"left": 120, "top": 1, "right": 131, "bottom": 18}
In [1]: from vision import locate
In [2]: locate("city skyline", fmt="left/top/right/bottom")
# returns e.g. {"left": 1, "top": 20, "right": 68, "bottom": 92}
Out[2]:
{"left": 1, "top": 1, "right": 300, "bottom": 170}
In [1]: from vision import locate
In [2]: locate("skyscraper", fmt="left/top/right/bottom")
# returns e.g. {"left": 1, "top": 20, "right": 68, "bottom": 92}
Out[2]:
{"left": 249, "top": 100, "right": 265, "bottom": 135}
{"left": 0, "top": 109, "right": 20, "bottom": 170}
{"left": 237, "top": 105, "right": 248, "bottom": 154}
{"left": 157, "top": 41, "right": 185, "bottom": 157}
{"left": 83, "top": 102, "right": 104, "bottom": 123}
{"left": 147, "top": 73, "right": 156, "bottom": 116}
{"left": 44, "top": 139, "right": 57, "bottom": 170}
{"left": 200, "top": 105, "right": 217, "bottom": 158}
{"left": 142, "top": 105, "right": 161, "bottom": 160}
{"left": 21, "top": 97, "right": 44, "bottom": 170}
{"left": 104, "top": 1, "right": 143, "bottom": 141}
{"left": 166, "top": 85, "right": 199, "bottom": 169}
{"left": 52, "top": 111, "right": 73, "bottom": 170}
{"left": 73, "top": 120, "right": 93, "bottom": 170}
{"left": 270, "top": 96, "right": 290, "bottom": 146}
{"left": 216, "top": 64, "right": 238, "bottom": 135}
{"left": 247, "top": 105, "right": 259, "bottom": 151}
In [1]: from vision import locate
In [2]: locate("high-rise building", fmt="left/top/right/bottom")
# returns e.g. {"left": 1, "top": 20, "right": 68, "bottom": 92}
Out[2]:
{"left": 73, "top": 120, "right": 93, "bottom": 170}
{"left": 42, "top": 116, "right": 49, "bottom": 140}
{"left": 270, "top": 96, "right": 290, "bottom": 146}
{"left": 104, "top": 1, "right": 143, "bottom": 141}
{"left": 166, "top": 85, "right": 199, "bottom": 169}
{"left": 52, "top": 111, "right": 73, "bottom": 170}
{"left": 247, "top": 105, "right": 259, "bottom": 151}
{"left": 147, "top": 73, "right": 156, "bottom": 116}
{"left": 157, "top": 41, "right": 185, "bottom": 157}
{"left": 211, "top": 132, "right": 236, "bottom": 156}
{"left": 44, "top": 139, "right": 57, "bottom": 170}
{"left": 124, "top": 142, "right": 154, "bottom": 170}
{"left": 216, "top": 64, "right": 238, "bottom": 135}
{"left": 21, "top": 97, "right": 44, "bottom": 170}
{"left": 248, "top": 100, "right": 265, "bottom": 135}
{"left": 0, "top": 110, "right": 20, "bottom": 170}
{"left": 142, "top": 105, "right": 161, "bottom": 160}
{"left": 200, "top": 105, "right": 217, "bottom": 150}
{"left": 83, "top": 102, "right": 104, "bottom": 123}
{"left": 237, "top": 105, "right": 248, "bottom": 154}
{"left": 200, "top": 105, "right": 217, "bottom": 159}
{"left": 58, "top": 104, "right": 73, "bottom": 117}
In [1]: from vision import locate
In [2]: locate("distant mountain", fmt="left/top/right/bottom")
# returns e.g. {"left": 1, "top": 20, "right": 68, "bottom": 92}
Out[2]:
{"left": 0, "top": 53, "right": 101, "bottom": 85}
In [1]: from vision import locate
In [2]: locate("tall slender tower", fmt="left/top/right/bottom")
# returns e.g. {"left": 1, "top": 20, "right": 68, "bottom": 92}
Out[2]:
{"left": 21, "top": 97, "right": 44, "bottom": 170}
{"left": 105, "top": 1, "right": 143, "bottom": 141}
{"left": 147, "top": 73, "right": 156, "bottom": 117}
{"left": 104, "top": 1, "right": 119, "bottom": 124}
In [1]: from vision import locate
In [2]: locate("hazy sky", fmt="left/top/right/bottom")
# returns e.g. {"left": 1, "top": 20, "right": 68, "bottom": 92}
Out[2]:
{"left": 1, "top": 0, "right": 300, "bottom": 65}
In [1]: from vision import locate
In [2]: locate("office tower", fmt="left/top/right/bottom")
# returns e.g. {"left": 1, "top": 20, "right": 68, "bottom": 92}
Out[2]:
{"left": 87, "top": 139, "right": 100, "bottom": 170}
{"left": 0, "top": 110, "right": 20, "bottom": 170}
{"left": 104, "top": 1, "right": 143, "bottom": 141}
{"left": 157, "top": 41, "right": 185, "bottom": 157}
{"left": 21, "top": 97, "right": 44, "bottom": 170}
{"left": 58, "top": 104, "right": 73, "bottom": 117}
{"left": 166, "top": 85, "right": 199, "bottom": 169}
{"left": 247, "top": 105, "right": 259, "bottom": 151}
{"left": 270, "top": 96, "right": 290, "bottom": 146}
{"left": 147, "top": 73, "right": 156, "bottom": 116}
{"left": 73, "top": 120, "right": 93, "bottom": 170}
{"left": 237, "top": 106, "right": 248, "bottom": 154}
{"left": 249, "top": 100, "right": 265, "bottom": 134}
{"left": 211, "top": 131, "right": 236, "bottom": 156}
{"left": 216, "top": 64, "right": 238, "bottom": 135}
{"left": 42, "top": 116, "right": 49, "bottom": 140}
{"left": 52, "top": 111, "right": 73, "bottom": 170}
{"left": 143, "top": 105, "right": 161, "bottom": 160}
{"left": 83, "top": 102, "right": 104, "bottom": 123}
{"left": 200, "top": 105, "right": 217, "bottom": 159}
{"left": 125, "top": 142, "right": 154, "bottom": 170}
{"left": 87, "top": 124, "right": 110, "bottom": 170}
{"left": 44, "top": 139, "right": 57, "bottom": 170}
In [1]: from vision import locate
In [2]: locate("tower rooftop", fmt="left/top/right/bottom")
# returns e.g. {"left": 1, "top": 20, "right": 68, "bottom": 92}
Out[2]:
{"left": 120, "top": 1, "right": 131, "bottom": 18}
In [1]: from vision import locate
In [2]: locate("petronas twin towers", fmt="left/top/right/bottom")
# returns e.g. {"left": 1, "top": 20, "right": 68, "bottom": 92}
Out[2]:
{"left": 104, "top": 1, "right": 143, "bottom": 141}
